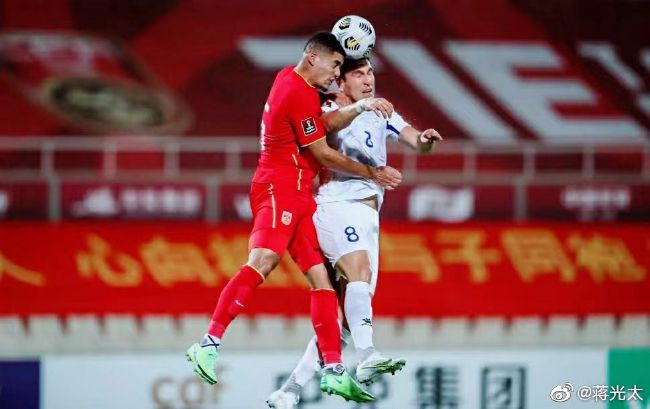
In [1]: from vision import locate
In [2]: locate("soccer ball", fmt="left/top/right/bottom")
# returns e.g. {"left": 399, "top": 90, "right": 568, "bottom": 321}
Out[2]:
{"left": 331, "top": 15, "right": 376, "bottom": 60}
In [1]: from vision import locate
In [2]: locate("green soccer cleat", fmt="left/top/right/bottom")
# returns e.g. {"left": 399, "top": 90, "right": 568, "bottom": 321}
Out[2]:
{"left": 356, "top": 352, "right": 407, "bottom": 385}
{"left": 320, "top": 364, "right": 375, "bottom": 403}
{"left": 185, "top": 342, "right": 219, "bottom": 385}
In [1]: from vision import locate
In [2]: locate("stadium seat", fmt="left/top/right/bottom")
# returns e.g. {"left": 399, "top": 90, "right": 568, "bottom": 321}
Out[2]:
{"left": 247, "top": 315, "right": 288, "bottom": 349}
{"left": 470, "top": 317, "right": 508, "bottom": 347}
{"left": 373, "top": 317, "right": 400, "bottom": 349}
{"left": 63, "top": 315, "right": 103, "bottom": 353}
{"left": 0, "top": 316, "right": 28, "bottom": 357}
{"left": 542, "top": 316, "right": 579, "bottom": 346}
{"left": 283, "top": 316, "right": 316, "bottom": 349}
{"left": 139, "top": 315, "right": 178, "bottom": 351}
{"left": 434, "top": 318, "right": 471, "bottom": 348}
{"left": 219, "top": 316, "right": 254, "bottom": 350}
{"left": 509, "top": 316, "right": 544, "bottom": 347}
{"left": 399, "top": 317, "right": 436, "bottom": 349}
{"left": 25, "top": 315, "right": 65, "bottom": 355}
{"left": 102, "top": 314, "right": 139, "bottom": 352}
{"left": 579, "top": 315, "right": 616, "bottom": 346}
{"left": 2, "top": 313, "right": 650, "bottom": 357}
{"left": 616, "top": 314, "right": 650, "bottom": 346}
{"left": 177, "top": 314, "right": 211, "bottom": 347}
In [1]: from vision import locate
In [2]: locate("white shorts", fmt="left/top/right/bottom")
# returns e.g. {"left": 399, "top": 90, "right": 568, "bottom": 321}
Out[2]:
{"left": 313, "top": 200, "right": 380, "bottom": 294}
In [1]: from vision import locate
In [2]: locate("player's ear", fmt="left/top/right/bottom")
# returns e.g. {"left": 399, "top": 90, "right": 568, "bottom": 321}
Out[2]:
{"left": 306, "top": 51, "right": 318, "bottom": 66}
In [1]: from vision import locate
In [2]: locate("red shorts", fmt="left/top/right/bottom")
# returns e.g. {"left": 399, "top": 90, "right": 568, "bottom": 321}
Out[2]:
{"left": 248, "top": 182, "right": 323, "bottom": 272}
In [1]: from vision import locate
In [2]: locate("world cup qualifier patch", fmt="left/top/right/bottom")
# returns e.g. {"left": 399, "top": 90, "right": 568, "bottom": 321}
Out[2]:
{"left": 301, "top": 117, "right": 317, "bottom": 136}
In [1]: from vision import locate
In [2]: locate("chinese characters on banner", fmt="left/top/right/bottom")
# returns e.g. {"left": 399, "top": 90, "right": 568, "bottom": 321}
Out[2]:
{"left": 0, "top": 222, "right": 648, "bottom": 316}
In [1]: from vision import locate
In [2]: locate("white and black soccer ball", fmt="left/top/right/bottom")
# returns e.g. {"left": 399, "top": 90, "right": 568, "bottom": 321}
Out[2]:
{"left": 331, "top": 15, "right": 376, "bottom": 60}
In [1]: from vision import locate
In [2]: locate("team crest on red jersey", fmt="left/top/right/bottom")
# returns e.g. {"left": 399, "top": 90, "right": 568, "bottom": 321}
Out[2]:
{"left": 301, "top": 117, "right": 317, "bottom": 136}
{"left": 281, "top": 210, "right": 293, "bottom": 225}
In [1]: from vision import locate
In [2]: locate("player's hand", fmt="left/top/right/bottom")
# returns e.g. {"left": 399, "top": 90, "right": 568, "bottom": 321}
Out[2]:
{"left": 370, "top": 165, "right": 402, "bottom": 190}
{"left": 419, "top": 128, "right": 443, "bottom": 145}
{"left": 354, "top": 97, "right": 394, "bottom": 119}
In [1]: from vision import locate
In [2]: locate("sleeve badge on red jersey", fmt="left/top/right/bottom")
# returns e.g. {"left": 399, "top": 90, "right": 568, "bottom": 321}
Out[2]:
{"left": 301, "top": 117, "right": 317, "bottom": 136}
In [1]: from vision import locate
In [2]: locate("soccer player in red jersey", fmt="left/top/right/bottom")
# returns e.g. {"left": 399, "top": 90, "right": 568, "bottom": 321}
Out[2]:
{"left": 186, "top": 32, "right": 401, "bottom": 403}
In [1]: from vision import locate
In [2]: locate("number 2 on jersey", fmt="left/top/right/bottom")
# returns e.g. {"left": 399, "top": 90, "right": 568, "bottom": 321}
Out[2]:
{"left": 364, "top": 131, "right": 374, "bottom": 148}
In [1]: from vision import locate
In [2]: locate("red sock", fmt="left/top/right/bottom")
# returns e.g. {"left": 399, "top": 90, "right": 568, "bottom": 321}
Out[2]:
{"left": 208, "top": 265, "right": 263, "bottom": 338}
{"left": 311, "top": 289, "right": 342, "bottom": 364}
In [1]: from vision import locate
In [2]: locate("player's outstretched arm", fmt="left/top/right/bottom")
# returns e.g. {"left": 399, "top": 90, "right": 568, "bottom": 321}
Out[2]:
{"left": 398, "top": 127, "right": 443, "bottom": 153}
{"left": 321, "top": 97, "right": 395, "bottom": 133}
{"left": 307, "top": 138, "right": 402, "bottom": 190}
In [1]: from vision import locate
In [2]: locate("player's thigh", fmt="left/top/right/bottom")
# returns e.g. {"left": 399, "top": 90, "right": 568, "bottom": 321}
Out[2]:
{"left": 340, "top": 206, "right": 380, "bottom": 286}
{"left": 287, "top": 201, "right": 324, "bottom": 274}
{"left": 368, "top": 216, "right": 380, "bottom": 295}
{"left": 314, "top": 201, "right": 377, "bottom": 276}
{"left": 248, "top": 185, "right": 299, "bottom": 258}
{"left": 337, "top": 250, "right": 372, "bottom": 283}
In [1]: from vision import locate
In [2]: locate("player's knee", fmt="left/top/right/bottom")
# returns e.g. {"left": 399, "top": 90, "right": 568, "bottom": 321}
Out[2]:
{"left": 343, "top": 265, "right": 372, "bottom": 283}
{"left": 348, "top": 267, "right": 372, "bottom": 283}
{"left": 337, "top": 251, "right": 372, "bottom": 282}
{"left": 247, "top": 248, "right": 280, "bottom": 276}
{"left": 306, "top": 263, "right": 335, "bottom": 290}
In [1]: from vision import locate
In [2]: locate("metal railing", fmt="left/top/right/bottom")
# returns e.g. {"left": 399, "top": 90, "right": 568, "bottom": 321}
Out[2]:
{"left": 1, "top": 136, "right": 649, "bottom": 221}
{"left": 1, "top": 136, "right": 649, "bottom": 181}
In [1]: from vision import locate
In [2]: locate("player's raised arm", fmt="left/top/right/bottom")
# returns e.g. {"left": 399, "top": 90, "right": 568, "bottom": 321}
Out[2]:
{"left": 306, "top": 138, "right": 402, "bottom": 190}
{"left": 321, "top": 97, "right": 394, "bottom": 133}
{"left": 398, "top": 126, "right": 443, "bottom": 153}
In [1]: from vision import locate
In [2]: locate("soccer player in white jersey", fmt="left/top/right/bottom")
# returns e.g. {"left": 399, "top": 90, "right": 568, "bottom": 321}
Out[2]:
{"left": 267, "top": 57, "right": 442, "bottom": 409}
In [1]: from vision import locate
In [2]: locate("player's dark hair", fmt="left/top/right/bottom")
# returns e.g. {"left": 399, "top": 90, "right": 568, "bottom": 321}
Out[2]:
{"left": 340, "top": 57, "right": 370, "bottom": 79}
{"left": 304, "top": 32, "right": 346, "bottom": 57}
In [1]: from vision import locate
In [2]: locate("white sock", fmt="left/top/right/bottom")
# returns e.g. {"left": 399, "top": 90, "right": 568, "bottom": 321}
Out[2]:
{"left": 287, "top": 327, "right": 352, "bottom": 388}
{"left": 201, "top": 334, "right": 221, "bottom": 348}
{"left": 344, "top": 281, "right": 374, "bottom": 351}
{"left": 289, "top": 336, "right": 323, "bottom": 387}
{"left": 341, "top": 326, "right": 351, "bottom": 348}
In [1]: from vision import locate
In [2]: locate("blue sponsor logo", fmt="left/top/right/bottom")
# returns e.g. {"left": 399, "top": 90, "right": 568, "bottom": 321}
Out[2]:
{"left": 0, "top": 361, "right": 40, "bottom": 409}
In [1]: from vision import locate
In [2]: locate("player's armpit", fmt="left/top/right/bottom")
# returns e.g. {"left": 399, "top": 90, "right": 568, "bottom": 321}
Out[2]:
{"left": 300, "top": 135, "right": 326, "bottom": 148}
{"left": 306, "top": 137, "right": 339, "bottom": 162}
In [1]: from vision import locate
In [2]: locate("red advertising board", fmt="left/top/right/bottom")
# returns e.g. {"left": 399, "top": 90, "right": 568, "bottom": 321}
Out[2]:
{"left": 0, "top": 182, "right": 48, "bottom": 220}
{"left": 219, "top": 183, "right": 515, "bottom": 221}
{"left": 1, "top": 222, "right": 648, "bottom": 317}
{"left": 382, "top": 184, "right": 515, "bottom": 221}
{"left": 60, "top": 182, "right": 207, "bottom": 220}
{"left": 527, "top": 184, "right": 650, "bottom": 221}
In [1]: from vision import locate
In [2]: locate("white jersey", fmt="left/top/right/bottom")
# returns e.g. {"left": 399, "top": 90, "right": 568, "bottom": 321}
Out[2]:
{"left": 316, "top": 100, "right": 410, "bottom": 208}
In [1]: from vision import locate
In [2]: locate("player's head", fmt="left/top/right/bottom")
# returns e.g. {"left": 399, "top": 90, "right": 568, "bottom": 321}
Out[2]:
{"left": 337, "top": 57, "right": 374, "bottom": 102}
{"left": 301, "top": 32, "right": 346, "bottom": 90}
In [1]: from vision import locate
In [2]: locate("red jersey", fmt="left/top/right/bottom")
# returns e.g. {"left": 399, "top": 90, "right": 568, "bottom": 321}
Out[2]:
{"left": 252, "top": 66, "right": 326, "bottom": 193}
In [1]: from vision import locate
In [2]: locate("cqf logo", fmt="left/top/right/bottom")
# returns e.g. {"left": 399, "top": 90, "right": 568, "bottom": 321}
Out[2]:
{"left": 561, "top": 185, "right": 631, "bottom": 221}
{"left": 151, "top": 375, "right": 221, "bottom": 409}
